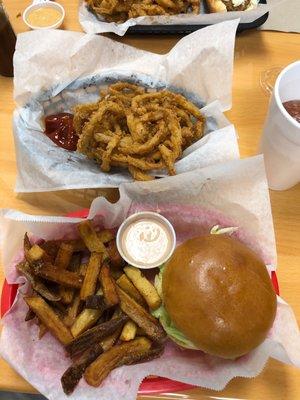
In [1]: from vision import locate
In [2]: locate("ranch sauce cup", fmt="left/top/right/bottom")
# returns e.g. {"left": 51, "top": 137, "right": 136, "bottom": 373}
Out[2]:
{"left": 117, "top": 212, "right": 176, "bottom": 269}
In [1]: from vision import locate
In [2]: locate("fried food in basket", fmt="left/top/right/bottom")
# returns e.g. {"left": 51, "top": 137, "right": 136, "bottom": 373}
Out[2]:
{"left": 17, "top": 223, "right": 165, "bottom": 395}
{"left": 117, "top": 287, "right": 166, "bottom": 343}
{"left": 124, "top": 265, "right": 161, "bottom": 310}
{"left": 86, "top": 0, "right": 200, "bottom": 23}
{"left": 74, "top": 82, "right": 205, "bottom": 181}
{"left": 25, "top": 295, "right": 73, "bottom": 345}
{"left": 80, "top": 253, "right": 102, "bottom": 300}
{"left": 84, "top": 337, "right": 152, "bottom": 387}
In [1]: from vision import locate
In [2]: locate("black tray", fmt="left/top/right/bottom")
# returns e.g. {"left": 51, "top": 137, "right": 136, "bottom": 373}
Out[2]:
{"left": 126, "top": 0, "right": 268, "bottom": 35}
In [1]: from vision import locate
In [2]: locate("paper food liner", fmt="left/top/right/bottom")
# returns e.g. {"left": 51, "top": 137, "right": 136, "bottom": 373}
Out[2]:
{"left": 78, "top": 0, "right": 283, "bottom": 36}
{"left": 13, "top": 20, "right": 239, "bottom": 193}
{"left": 1, "top": 156, "right": 300, "bottom": 400}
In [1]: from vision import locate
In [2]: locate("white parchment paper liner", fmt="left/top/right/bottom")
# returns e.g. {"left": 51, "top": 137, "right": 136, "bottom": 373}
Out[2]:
{"left": 1, "top": 156, "right": 300, "bottom": 400}
{"left": 78, "top": 0, "right": 283, "bottom": 36}
{"left": 13, "top": 21, "right": 239, "bottom": 192}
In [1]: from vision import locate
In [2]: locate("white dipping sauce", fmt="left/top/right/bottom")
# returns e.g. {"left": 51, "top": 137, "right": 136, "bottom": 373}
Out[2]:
{"left": 121, "top": 218, "right": 172, "bottom": 267}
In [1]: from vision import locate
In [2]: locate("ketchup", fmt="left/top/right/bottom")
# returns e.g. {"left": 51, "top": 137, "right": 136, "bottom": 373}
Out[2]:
{"left": 44, "top": 113, "right": 78, "bottom": 151}
{"left": 283, "top": 100, "right": 300, "bottom": 124}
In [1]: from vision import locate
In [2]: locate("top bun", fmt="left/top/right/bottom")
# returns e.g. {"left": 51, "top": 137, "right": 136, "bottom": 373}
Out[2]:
{"left": 162, "top": 234, "right": 277, "bottom": 359}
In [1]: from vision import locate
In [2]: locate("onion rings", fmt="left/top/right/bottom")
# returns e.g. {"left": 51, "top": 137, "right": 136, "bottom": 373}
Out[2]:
{"left": 74, "top": 81, "right": 205, "bottom": 181}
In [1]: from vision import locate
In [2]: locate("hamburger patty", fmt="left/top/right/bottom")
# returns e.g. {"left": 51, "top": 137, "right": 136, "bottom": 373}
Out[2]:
{"left": 222, "top": 0, "right": 251, "bottom": 11}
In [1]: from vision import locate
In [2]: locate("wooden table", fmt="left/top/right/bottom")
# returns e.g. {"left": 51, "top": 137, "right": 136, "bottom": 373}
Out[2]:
{"left": 1, "top": 1, "right": 300, "bottom": 398}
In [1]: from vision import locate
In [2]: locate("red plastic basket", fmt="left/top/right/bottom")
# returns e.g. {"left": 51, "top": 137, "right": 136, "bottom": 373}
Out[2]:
{"left": 0, "top": 209, "right": 280, "bottom": 394}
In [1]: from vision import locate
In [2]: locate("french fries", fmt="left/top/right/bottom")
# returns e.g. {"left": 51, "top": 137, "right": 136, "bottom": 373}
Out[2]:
{"left": 117, "top": 288, "right": 166, "bottom": 343}
{"left": 55, "top": 243, "right": 74, "bottom": 269}
{"left": 80, "top": 253, "right": 102, "bottom": 300}
{"left": 78, "top": 220, "right": 107, "bottom": 253}
{"left": 17, "top": 261, "right": 61, "bottom": 302}
{"left": 26, "top": 244, "right": 48, "bottom": 263}
{"left": 116, "top": 274, "right": 147, "bottom": 307}
{"left": 120, "top": 320, "right": 137, "bottom": 341}
{"left": 18, "top": 222, "right": 167, "bottom": 395}
{"left": 62, "top": 342, "right": 104, "bottom": 395}
{"left": 67, "top": 314, "right": 128, "bottom": 358}
{"left": 85, "top": 295, "right": 107, "bottom": 311}
{"left": 99, "top": 263, "right": 119, "bottom": 307}
{"left": 39, "top": 240, "right": 59, "bottom": 263}
{"left": 25, "top": 295, "right": 73, "bottom": 345}
{"left": 64, "top": 294, "right": 82, "bottom": 327}
{"left": 35, "top": 263, "right": 83, "bottom": 289}
{"left": 71, "top": 308, "right": 102, "bottom": 338}
{"left": 97, "top": 229, "right": 114, "bottom": 244}
{"left": 124, "top": 266, "right": 161, "bottom": 310}
{"left": 106, "top": 240, "right": 123, "bottom": 268}
{"left": 85, "top": 337, "right": 152, "bottom": 387}
{"left": 63, "top": 238, "right": 87, "bottom": 252}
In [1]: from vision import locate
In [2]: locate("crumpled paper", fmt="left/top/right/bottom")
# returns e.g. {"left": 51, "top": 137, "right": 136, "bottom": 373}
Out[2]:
{"left": 78, "top": 0, "right": 283, "bottom": 36}
{"left": 13, "top": 20, "right": 239, "bottom": 193}
{"left": 1, "top": 155, "right": 300, "bottom": 400}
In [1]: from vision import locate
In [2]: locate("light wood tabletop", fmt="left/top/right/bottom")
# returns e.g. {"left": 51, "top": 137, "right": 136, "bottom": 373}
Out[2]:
{"left": 1, "top": 1, "right": 300, "bottom": 399}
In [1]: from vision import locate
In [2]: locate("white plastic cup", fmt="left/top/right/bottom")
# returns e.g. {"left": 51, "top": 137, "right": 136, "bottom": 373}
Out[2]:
{"left": 259, "top": 60, "right": 300, "bottom": 190}
{"left": 23, "top": 0, "right": 65, "bottom": 30}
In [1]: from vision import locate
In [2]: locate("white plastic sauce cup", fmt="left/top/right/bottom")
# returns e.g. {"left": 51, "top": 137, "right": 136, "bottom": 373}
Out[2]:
{"left": 259, "top": 60, "right": 300, "bottom": 190}
{"left": 23, "top": 0, "right": 65, "bottom": 30}
{"left": 116, "top": 212, "right": 176, "bottom": 270}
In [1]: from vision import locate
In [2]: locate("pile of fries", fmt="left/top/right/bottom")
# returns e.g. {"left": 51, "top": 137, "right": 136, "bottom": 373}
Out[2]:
{"left": 86, "top": 0, "right": 200, "bottom": 23}
{"left": 74, "top": 82, "right": 205, "bottom": 181}
{"left": 18, "top": 220, "right": 166, "bottom": 395}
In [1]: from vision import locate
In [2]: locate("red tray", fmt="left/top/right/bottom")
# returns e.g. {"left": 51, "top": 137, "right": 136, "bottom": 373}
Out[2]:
{"left": 0, "top": 208, "right": 280, "bottom": 395}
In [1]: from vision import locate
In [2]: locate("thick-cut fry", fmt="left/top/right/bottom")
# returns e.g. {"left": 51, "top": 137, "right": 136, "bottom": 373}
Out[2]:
{"left": 120, "top": 320, "right": 137, "bottom": 341}
{"left": 97, "top": 229, "right": 114, "bottom": 243}
{"left": 124, "top": 266, "right": 161, "bottom": 310}
{"left": 65, "top": 294, "right": 82, "bottom": 327}
{"left": 55, "top": 243, "right": 74, "bottom": 269}
{"left": 77, "top": 220, "right": 107, "bottom": 253}
{"left": 124, "top": 343, "right": 164, "bottom": 365}
{"left": 23, "top": 233, "right": 31, "bottom": 260}
{"left": 35, "top": 263, "right": 83, "bottom": 289}
{"left": 60, "top": 287, "right": 75, "bottom": 305}
{"left": 116, "top": 274, "right": 147, "bottom": 307}
{"left": 100, "top": 327, "right": 122, "bottom": 351}
{"left": 80, "top": 253, "right": 102, "bottom": 300}
{"left": 117, "top": 288, "right": 166, "bottom": 343}
{"left": 17, "top": 261, "right": 61, "bottom": 302}
{"left": 99, "top": 263, "right": 119, "bottom": 307}
{"left": 71, "top": 308, "right": 102, "bottom": 338}
{"left": 85, "top": 295, "right": 107, "bottom": 311}
{"left": 67, "top": 314, "right": 128, "bottom": 358}
{"left": 79, "top": 263, "right": 88, "bottom": 277}
{"left": 40, "top": 240, "right": 59, "bottom": 263}
{"left": 26, "top": 244, "right": 48, "bottom": 263}
{"left": 63, "top": 239, "right": 87, "bottom": 252}
{"left": 84, "top": 337, "right": 152, "bottom": 387}
{"left": 25, "top": 295, "right": 73, "bottom": 345}
{"left": 61, "top": 342, "right": 104, "bottom": 395}
{"left": 106, "top": 240, "right": 123, "bottom": 268}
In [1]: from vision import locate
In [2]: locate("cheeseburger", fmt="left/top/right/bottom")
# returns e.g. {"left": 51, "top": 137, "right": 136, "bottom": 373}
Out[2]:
{"left": 206, "top": 0, "right": 259, "bottom": 12}
{"left": 154, "top": 232, "right": 277, "bottom": 359}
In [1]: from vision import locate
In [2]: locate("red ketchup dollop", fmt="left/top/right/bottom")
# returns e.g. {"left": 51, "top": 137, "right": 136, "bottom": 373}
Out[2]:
{"left": 44, "top": 113, "right": 78, "bottom": 151}
{"left": 282, "top": 100, "right": 300, "bottom": 124}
